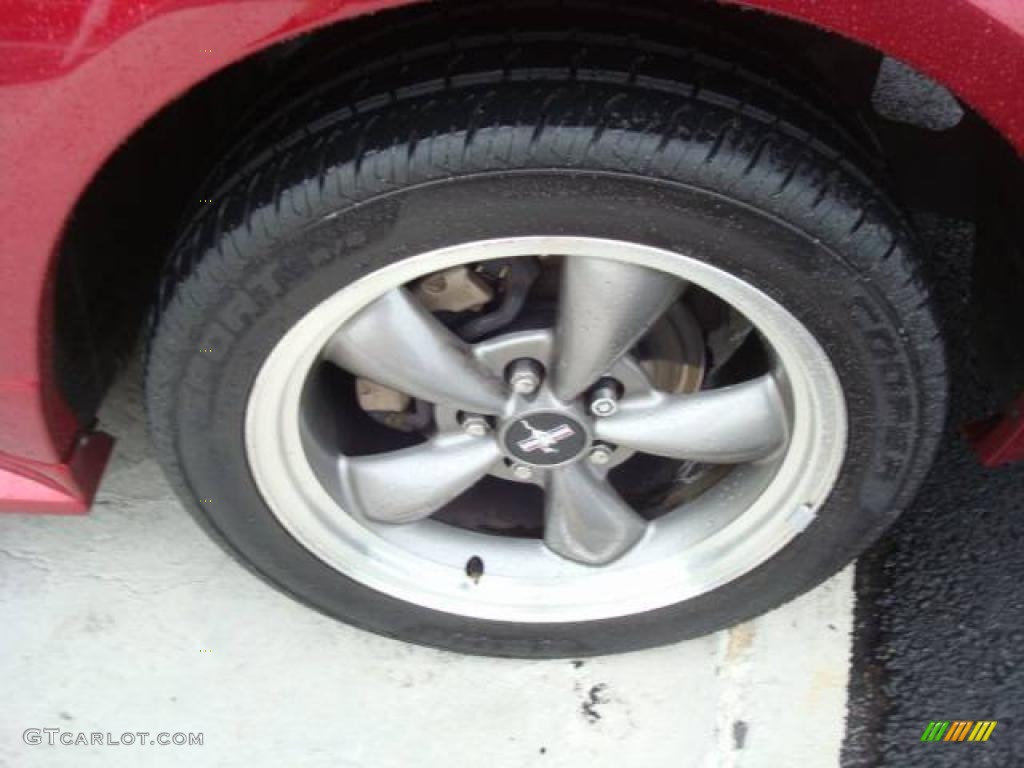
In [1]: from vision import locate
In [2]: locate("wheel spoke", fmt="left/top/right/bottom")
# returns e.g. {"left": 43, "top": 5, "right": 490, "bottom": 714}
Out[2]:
{"left": 322, "top": 288, "right": 507, "bottom": 414}
{"left": 344, "top": 435, "right": 502, "bottom": 524}
{"left": 552, "top": 256, "right": 685, "bottom": 401}
{"left": 544, "top": 462, "right": 647, "bottom": 565}
{"left": 593, "top": 374, "right": 788, "bottom": 463}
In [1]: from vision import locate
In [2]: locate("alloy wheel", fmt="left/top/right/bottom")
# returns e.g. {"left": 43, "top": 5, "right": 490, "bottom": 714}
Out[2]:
{"left": 245, "top": 236, "right": 847, "bottom": 622}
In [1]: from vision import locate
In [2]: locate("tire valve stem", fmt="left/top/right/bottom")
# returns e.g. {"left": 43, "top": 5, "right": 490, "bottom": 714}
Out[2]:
{"left": 465, "top": 556, "right": 485, "bottom": 584}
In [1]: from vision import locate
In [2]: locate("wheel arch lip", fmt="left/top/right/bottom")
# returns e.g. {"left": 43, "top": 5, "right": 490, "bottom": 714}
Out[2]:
{"left": 1, "top": 0, "right": 1021, "bottom": 511}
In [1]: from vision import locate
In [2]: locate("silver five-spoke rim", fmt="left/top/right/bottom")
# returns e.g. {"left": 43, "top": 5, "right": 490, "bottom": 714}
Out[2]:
{"left": 246, "top": 237, "right": 847, "bottom": 622}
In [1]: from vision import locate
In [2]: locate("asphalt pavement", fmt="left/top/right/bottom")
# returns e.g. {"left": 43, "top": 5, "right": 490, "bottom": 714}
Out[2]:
{"left": 842, "top": 214, "right": 1024, "bottom": 765}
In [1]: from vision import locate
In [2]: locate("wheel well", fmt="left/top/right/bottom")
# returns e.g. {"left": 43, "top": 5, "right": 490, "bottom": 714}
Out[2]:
{"left": 54, "top": 0, "right": 1024, "bottom": 425}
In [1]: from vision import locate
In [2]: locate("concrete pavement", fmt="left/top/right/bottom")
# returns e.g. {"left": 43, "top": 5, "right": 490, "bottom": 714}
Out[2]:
{"left": 0, "top": 365, "right": 854, "bottom": 768}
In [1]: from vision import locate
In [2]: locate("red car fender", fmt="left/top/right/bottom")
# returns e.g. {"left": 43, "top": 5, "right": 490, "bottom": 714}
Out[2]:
{"left": 0, "top": 0, "right": 1022, "bottom": 510}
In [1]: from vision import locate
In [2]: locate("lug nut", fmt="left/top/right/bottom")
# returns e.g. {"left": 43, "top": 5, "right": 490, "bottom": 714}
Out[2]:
{"left": 511, "top": 463, "right": 535, "bottom": 480}
{"left": 588, "top": 445, "right": 615, "bottom": 465}
{"left": 589, "top": 380, "right": 621, "bottom": 417}
{"left": 507, "top": 359, "right": 544, "bottom": 395}
{"left": 461, "top": 415, "right": 490, "bottom": 437}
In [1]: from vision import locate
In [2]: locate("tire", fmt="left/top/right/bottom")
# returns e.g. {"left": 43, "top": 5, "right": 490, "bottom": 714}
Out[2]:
{"left": 146, "top": 27, "right": 946, "bottom": 658}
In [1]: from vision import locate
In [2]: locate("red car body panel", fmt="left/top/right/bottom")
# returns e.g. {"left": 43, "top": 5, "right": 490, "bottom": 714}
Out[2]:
{"left": 0, "top": 0, "right": 1022, "bottom": 512}
{"left": 966, "top": 394, "right": 1024, "bottom": 467}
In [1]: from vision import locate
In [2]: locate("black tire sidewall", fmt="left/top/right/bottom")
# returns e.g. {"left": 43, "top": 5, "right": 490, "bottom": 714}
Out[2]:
{"left": 154, "top": 171, "right": 934, "bottom": 657}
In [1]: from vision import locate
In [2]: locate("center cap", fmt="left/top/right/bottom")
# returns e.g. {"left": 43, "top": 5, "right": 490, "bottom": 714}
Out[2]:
{"left": 502, "top": 412, "right": 589, "bottom": 467}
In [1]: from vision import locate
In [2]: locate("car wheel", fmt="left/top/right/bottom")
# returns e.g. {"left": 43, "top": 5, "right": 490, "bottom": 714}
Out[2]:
{"left": 147, "top": 33, "right": 946, "bottom": 657}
